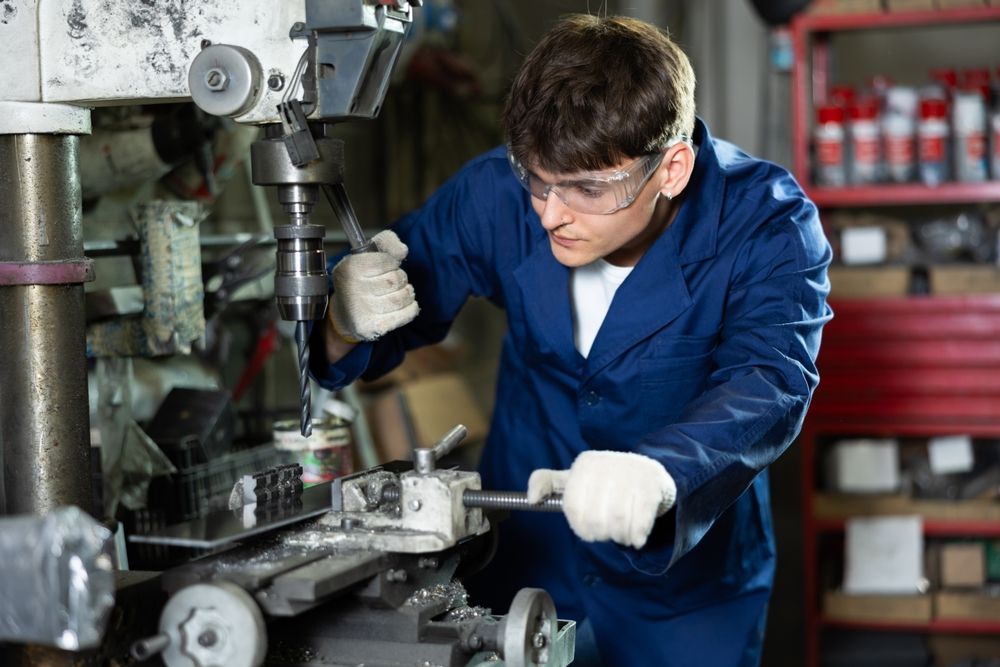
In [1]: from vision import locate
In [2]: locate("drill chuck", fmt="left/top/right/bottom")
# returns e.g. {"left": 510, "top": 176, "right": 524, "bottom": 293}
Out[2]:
{"left": 273, "top": 223, "right": 328, "bottom": 322}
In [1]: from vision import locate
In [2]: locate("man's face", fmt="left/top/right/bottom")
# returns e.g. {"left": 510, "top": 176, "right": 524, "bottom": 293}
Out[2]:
{"left": 529, "top": 158, "right": 670, "bottom": 268}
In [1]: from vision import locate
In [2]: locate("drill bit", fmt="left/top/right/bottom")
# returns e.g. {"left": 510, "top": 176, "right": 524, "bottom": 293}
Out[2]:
{"left": 294, "top": 321, "right": 312, "bottom": 437}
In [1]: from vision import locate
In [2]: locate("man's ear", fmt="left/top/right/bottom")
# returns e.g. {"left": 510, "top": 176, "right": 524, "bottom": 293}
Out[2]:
{"left": 656, "top": 142, "right": 694, "bottom": 200}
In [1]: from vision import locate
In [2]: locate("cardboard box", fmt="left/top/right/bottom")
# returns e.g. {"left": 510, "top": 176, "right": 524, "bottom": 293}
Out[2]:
{"left": 359, "top": 343, "right": 470, "bottom": 391}
{"left": 935, "top": 591, "right": 1000, "bottom": 620}
{"left": 885, "top": 0, "right": 935, "bottom": 9}
{"left": 828, "top": 266, "right": 910, "bottom": 298}
{"left": 367, "top": 372, "right": 488, "bottom": 464}
{"left": 824, "top": 591, "right": 933, "bottom": 623}
{"left": 936, "top": 0, "right": 985, "bottom": 7}
{"left": 929, "top": 636, "right": 1000, "bottom": 667}
{"left": 808, "top": 0, "right": 883, "bottom": 13}
{"left": 827, "top": 439, "right": 901, "bottom": 493}
{"left": 930, "top": 266, "right": 1000, "bottom": 295}
{"left": 941, "top": 542, "right": 986, "bottom": 588}
{"left": 925, "top": 543, "right": 942, "bottom": 589}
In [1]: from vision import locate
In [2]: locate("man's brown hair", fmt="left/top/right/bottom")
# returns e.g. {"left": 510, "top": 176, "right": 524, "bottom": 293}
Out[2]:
{"left": 503, "top": 14, "right": 696, "bottom": 173}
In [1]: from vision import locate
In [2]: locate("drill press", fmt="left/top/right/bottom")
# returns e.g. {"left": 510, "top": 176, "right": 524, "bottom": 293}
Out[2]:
{"left": 251, "top": 119, "right": 371, "bottom": 437}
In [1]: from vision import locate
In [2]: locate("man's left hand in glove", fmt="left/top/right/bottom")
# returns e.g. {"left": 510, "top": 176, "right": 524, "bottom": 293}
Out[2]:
{"left": 527, "top": 450, "right": 676, "bottom": 549}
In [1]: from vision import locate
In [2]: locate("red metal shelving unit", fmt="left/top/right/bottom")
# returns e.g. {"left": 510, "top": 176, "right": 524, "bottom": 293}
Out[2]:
{"left": 790, "top": 5, "right": 1000, "bottom": 201}
{"left": 821, "top": 618, "right": 1000, "bottom": 635}
{"left": 816, "top": 518, "right": 1000, "bottom": 538}
{"left": 799, "top": 294, "right": 1000, "bottom": 667}
{"left": 807, "top": 182, "right": 1000, "bottom": 207}
{"left": 788, "top": 7, "right": 1000, "bottom": 665}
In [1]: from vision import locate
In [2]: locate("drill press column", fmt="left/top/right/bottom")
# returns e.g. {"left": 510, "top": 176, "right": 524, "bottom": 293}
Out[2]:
{"left": 0, "top": 133, "right": 93, "bottom": 515}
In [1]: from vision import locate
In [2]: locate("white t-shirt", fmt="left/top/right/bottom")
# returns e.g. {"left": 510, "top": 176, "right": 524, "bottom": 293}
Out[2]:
{"left": 571, "top": 259, "right": 634, "bottom": 358}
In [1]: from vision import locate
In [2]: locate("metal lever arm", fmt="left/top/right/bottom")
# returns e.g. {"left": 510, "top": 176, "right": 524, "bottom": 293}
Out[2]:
{"left": 413, "top": 424, "right": 468, "bottom": 474}
{"left": 322, "top": 183, "right": 376, "bottom": 253}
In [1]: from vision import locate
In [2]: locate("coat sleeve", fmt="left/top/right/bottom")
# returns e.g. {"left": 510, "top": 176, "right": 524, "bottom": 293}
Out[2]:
{"left": 630, "top": 192, "right": 832, "bottom": 575}
{"left": 308, "top": 153, "right": 507, "bottom": 391}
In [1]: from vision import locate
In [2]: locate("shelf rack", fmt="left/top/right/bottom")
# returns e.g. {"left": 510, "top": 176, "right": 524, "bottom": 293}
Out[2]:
{"left": 790, "top": 5, "right": 1000, "bottom": 207}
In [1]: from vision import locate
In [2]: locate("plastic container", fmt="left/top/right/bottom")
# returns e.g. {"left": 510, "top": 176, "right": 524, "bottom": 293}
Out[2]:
{"left": 273, "top": 418, "right": 353, "bottom": 485}
{"left": 829, "top": 84, "right": 856, "bottom": 110}
{"left": 814, "top": 105, "right": 847, "bottom": 187}
{"left": 952, "top": 89, "right": 989, "bottom": 183}
{"left": 992, "top": 107, "right": 1000, "bottom": 181}
{"left": 848, "top": 99, "right": 881, "bottom": 185}
{"left": 882, "top": 87, "right": 918, "bottom": 183}
{"left": 960, "top": 67, "right": 991, "bottom": 101}
{"left": 992, "top": 69, "right": 1000, "bottom": 180}
{"left": 929, "top": 67, "right": 958, "bottom": 94}
{"left": 917, "top": 97, "right": 950, "bottom": 186}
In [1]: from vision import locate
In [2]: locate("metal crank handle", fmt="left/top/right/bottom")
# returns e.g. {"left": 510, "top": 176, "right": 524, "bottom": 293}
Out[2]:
{"left": 380, "top": 485, "right": 564, "bottom": 512}
{"left": 322, "top": 183, "right": 376, "bottom": 254}
{"left": 464, "top": 488, "right": 672, "bottom": 516}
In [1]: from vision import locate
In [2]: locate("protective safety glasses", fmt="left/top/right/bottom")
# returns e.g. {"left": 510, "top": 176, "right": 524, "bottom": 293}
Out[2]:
{"left": 507, "top": 146, "right": 670, "bottom": 215}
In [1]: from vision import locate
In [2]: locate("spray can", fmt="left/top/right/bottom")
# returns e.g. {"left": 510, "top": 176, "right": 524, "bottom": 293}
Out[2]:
{"left": 960, "top": 68, "right": 992, "bottom": 101}
{"left": 918, "top": 96, "right": 950, "bottom": 187}
{"left": 814, "top": 105, "right": 847, "bottom": 187}
{"left": 953, "top": 89, "right": 989, "bottom": 183}
{"left": 848, "top": 99, "right": 881, "bottom": 185}
{"left": 883, "top": 86, "right": 918, "bottom": 184}
{"left": 992, "top": 68, "right": 1000, "bottom": 180}
{"left": 991, "top": 108, "right": 1000, "bottom": 181}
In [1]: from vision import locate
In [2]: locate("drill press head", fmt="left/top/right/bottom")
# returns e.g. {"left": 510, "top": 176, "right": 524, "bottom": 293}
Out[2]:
{"left": 250, "top": 123, "right": 345, "bottom": 323}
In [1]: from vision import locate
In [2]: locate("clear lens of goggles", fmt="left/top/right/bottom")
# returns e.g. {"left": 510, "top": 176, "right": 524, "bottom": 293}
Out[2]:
{"left": 507, "top": 142, "right": 681, "bottom": 215}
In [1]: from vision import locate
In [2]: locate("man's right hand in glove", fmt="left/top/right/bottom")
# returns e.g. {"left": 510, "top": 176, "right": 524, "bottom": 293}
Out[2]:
{"left": 324, "top": 230, "right": 420, "bottom": 362}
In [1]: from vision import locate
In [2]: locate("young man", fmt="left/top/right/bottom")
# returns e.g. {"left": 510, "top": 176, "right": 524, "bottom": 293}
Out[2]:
{"left": 311, "top": 14, "right": 831, "bottom": 667}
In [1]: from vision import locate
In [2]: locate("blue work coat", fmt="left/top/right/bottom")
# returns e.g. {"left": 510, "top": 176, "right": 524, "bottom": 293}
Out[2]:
{"left": 311, "top": 119, "right": 832, "bottom": 666}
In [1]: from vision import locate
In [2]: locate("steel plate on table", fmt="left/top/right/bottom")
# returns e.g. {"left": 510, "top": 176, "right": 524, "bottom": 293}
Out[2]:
{"left": 128, "top": 483, "right": 331, "bottom": 549}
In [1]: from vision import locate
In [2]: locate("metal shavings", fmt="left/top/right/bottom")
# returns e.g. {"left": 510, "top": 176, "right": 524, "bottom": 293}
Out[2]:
{"left": 268, "top": 639, "right": 320, "bottom": 664}
{"left": 203, "top": 538, "right": 319, "bottom": 575}
{"left": 442, "top": 605, "right": 490, "bottom": 623}
{"left": 403, "top": 581, "right": 468, "bottom": 610}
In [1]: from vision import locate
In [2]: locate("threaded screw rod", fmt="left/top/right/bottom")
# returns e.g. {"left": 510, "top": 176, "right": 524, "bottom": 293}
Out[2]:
{"left": 463, "top": 489, "right": 563, "bottom": 512}
{"left": 379, "top": 486, "right": 563, "bottom": 512}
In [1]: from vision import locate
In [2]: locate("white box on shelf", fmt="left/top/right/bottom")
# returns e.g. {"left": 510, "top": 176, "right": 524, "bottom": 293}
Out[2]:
{"left": 928, "top": 435, "right": 975, "bottom": 475}
{"left": 828, "top": 438, "right": 900, "bottom": 493}
{"left": 844, "top": 515, "right": 925, "bottom": 595}
{"left": 841, "top": 226, "right": 888, "bottom": 265}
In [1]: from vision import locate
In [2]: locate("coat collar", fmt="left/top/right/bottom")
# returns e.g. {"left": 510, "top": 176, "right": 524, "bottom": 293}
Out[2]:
{"left": 512, "top": 118, "right": 726, "bottom": 378}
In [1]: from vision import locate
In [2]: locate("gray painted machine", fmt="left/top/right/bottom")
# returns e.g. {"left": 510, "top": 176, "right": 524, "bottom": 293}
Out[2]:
{"left": 128, "top": 426, "right": 574, "bottom": 667}
{"left": 0, "top": 2, "right": 575, "bottom": 665}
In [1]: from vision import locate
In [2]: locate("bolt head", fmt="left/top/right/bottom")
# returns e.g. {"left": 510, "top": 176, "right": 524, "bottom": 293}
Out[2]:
{"left": 205, "top": 68, "right": 229, "bottom": 92}
{"left": 267, "top": 74, "right": 285, "bottom": 91}
{"left": 532, "top": 632, "right": 546, "bottom": 649}
{"left": 408, "top": 499, "right": 422, "bottom": 511}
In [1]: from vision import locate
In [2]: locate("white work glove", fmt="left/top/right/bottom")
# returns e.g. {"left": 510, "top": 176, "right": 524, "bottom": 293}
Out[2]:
{"left": 527, "top": 451, "right": 677, "bottom": 549}
{"left": 329, "top": 230, "right": 420, "bottom": 342}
